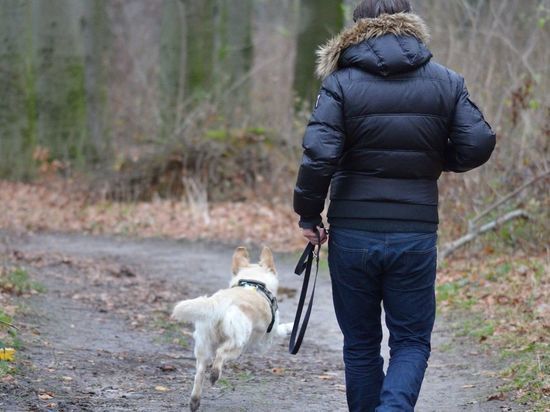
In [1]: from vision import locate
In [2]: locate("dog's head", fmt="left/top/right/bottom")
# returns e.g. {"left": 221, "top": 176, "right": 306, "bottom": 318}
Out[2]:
{"left": 230, "top": 246, "right": 278, "bottom": 293}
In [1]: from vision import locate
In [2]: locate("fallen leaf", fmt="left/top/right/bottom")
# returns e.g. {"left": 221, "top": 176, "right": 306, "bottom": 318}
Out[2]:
{"left": 38, "top": 393, "right": 54, "bottom": 400}
{"left": 0, "top": 348, "right": 16, "bottom": 361}
{"left": 154, "top": 385, "right": 169, "bottom": 392}
{"left": 318, "top": 375, "right": 334, "bottom": 381}
{"left": 271, "top": 367, "right": 285, "bottom": 375}
{"left": 159, "top": 364, "right": 177, "bottom": 372}
{"left": 487, "top": 392, "right": 506, "bottom": 401}
{"left": 1, "top": 375, "right": 15, "bottom": 383}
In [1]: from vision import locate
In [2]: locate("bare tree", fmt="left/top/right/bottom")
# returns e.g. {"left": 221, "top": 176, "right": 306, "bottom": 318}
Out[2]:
{"left": 250, "top": 0, "right": 300, "bottom": 142}
{"left": 160, "top": 0, "right": 187, "bottom": 140}
{"left": 82, "top": 0, "right": 109, "bottom": 157}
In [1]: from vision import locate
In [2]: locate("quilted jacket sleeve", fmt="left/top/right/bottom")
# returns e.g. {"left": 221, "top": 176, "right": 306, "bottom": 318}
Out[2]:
{"left": 444, "top": 78, "right": 496, "bottom": 173}
{"left": 293, "top": 75, "right": 346, "bottom": 229}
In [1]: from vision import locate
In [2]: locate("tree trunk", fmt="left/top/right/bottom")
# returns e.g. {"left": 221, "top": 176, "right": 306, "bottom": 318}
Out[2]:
{"left": 32, "top": 0, "right": 89, "bottom": 168}
{"left": 82, "top": 0, "right": 109, "bottom": 159}
{"left": 0, "top": 0, "right": 37, "bottom": 178}
{"left": 250, "top": 0, "right": 300, "bottom": 141}
{"left": 105, "top": 0, "right": 163, "bottom": 155}
{"left": 343, "top": 0, "right": 356, "bottom": 23}
{"left": 294, "top": 0, "right": 344, "bottom": 103}
{"left": 159, "top": 0, "right": 186, "bottom": 140}
{"left": 183, "top": 0, "right": 215, "bottom": 98}
{"left": 212, "top": 0, "right": 253, "bottom": 123}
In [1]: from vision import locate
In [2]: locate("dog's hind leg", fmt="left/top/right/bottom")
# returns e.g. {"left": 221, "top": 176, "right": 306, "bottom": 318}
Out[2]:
{"left": 210, "top": 307, "right": 250, "bottom": 385}
{"left": 210, "top": 342, "right": 243, "bottom": 385}
{"left": 190, "top": 357, "right": 207, "bottom": 412}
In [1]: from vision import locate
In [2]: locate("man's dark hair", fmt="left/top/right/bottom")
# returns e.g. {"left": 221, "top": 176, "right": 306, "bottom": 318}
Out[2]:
{"left": 353, "top": 0, "right": 412, "bottom": 21}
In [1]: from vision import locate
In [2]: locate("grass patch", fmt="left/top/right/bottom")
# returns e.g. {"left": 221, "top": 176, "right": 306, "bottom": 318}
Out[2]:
{"left": 454, "top": 316, "right": 496, "bottom": 341}
{"left": 437, "top": 255, "right": 549, "bottom": 409}
{"left": 237, "top": 371, "right": 254, "bottom": 382}
{"left": 0, "top": 267, "right": 45, "bottom": 295}
{"left": 0, "top": 310, "right": 20, "bottom": 378}
{"left": 0, "top": 360, "right": 16, "bottom": 378}
{"left": 216, "top": 371, "right": 254, "bottom": 392}
{"left": 152, "top": 314, "right": 189, "bottom": 349}
{"left": 437, "top": 342, "right": 453, "bottom": 353}
{"left": 217, "top": 377, "right": 233, "bottom": 390}
{"left": 500, "top": 343, "right": 548, "bottom": 408}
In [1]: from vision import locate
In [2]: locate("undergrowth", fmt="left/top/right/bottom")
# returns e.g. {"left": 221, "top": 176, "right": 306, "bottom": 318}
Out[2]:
{"left": 437, "top": 255, "right": 549, "bottom": 409}
{"left": 0, "top": 267, "right": 45, "bottom": 295}
{"left": 0, "top": 310, "right": 20, "bottom": 378}
{"left": 0, "top": 266, "right": 44, "bottom": 378}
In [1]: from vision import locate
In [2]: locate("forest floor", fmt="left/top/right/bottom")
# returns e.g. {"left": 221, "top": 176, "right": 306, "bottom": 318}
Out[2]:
{"left": 0, "top": 230, "right": 534, "bottom": 412}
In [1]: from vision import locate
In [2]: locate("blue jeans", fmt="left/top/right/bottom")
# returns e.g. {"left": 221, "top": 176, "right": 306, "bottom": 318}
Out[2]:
{"left": 328, "top": 227, "right": 438, "bottom": 412}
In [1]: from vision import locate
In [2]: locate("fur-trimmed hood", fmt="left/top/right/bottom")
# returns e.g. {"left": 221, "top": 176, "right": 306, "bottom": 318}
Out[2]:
{"left": 316, "top": 13, "right": 431, "bottom": 79}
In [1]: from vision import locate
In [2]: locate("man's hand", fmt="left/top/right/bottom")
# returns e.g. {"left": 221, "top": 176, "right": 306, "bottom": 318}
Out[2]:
{"left": 302, "top": 227, "right": 328, "bottom": 245}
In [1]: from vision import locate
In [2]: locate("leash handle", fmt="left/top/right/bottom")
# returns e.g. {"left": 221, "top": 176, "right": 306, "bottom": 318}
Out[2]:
{"left": 288, "top": 229, "right": 322, "bottom": 355}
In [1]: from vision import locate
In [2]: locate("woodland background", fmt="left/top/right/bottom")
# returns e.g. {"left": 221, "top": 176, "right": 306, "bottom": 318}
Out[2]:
{"left": 0, "top": 0, "right": 548, "bottom": 247}
{"left": 0, "top": 1, "right": 548, "bottom": 232}
{"left": 0, "top": 0, "right": 548, "bottom": 407}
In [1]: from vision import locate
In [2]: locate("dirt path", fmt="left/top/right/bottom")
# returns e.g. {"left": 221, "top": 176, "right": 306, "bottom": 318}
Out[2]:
{"left": 0, "top": 231, "right": 521, "bottom": 411}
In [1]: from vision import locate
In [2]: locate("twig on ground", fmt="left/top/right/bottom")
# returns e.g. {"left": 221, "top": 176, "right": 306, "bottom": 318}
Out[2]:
{"left": 0, "top": 318, "right": 20, "bottom": 331}
{"left": 440, "top": 209, "right": 530, "bottom": 261}
{"left": 469, "top": 172, "right": 549, "bottom": 230}
{"left": 440, "top": 172, "right": 548, "bottom": 262}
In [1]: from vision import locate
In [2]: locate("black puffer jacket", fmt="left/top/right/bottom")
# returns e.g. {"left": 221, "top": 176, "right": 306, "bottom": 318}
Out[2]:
{"left": 293, "top": 13, "right": 496, "bottom": 231}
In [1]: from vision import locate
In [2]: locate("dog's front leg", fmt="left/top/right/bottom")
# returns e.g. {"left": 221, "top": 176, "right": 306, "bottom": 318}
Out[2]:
{"left": 190, "top": 358, "right": 207, "bottom": 412}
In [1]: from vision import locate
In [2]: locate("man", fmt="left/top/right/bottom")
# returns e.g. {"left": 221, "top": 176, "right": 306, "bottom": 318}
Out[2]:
{"left": 293, "top": 1, "right": 496, "bottom": 410}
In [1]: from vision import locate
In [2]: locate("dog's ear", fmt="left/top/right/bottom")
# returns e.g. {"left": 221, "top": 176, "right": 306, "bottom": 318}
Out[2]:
{"left": 232, "top": 247, "right": 250, "bottom": 275}
{"left": 259, "top": 246, "right": 276, "bottom": 273}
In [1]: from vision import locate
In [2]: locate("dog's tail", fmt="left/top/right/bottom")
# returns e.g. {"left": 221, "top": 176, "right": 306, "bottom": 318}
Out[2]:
{"left": 171, "top": 296, "right": 216, "bottom": 323}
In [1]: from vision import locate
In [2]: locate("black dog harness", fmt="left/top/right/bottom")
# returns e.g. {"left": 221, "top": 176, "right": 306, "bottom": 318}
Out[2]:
{"left": 233, "top": 279, "right": 278, "bottom": 334}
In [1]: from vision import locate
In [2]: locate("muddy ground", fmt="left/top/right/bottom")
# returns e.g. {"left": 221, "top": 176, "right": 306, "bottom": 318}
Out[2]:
{"left": 0, "top": 231, "right": 523, "bottom": 411}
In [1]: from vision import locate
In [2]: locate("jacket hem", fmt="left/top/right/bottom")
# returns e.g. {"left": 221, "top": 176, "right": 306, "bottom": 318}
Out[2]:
{"left": 328, "top": 218, "right": 438, "bottom": 233}
{"left": 328, "top": 200, "right": 439, "bottom": 223}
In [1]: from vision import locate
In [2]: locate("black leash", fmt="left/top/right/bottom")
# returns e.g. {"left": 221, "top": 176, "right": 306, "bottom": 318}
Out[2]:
{"left": 288, "top": 229, "right": 322, "bottom": 355}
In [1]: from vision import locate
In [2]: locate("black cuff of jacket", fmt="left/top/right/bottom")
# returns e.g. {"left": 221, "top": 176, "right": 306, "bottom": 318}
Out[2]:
{"left": 298, "top": 216, "right": 322, "bottom": 229}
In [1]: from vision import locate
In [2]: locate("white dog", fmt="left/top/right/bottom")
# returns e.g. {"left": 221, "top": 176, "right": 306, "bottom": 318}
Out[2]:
{"left": 172, "top": 246, "right": 292, "bottom": 411}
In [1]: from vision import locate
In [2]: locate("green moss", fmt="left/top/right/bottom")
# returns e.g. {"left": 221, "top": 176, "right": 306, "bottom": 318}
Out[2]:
{"left": 246, "top": 127, "right": 267, "bottom": 136}
{"left": 206, "top": 129, "right": 230, "bottom": 141}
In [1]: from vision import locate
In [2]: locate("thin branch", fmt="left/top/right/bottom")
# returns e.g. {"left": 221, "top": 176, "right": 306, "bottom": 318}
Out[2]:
{"left": 469, "top": 172, "right": 549, "bottom": 228}
{"left": 441, "top": 210, "right": 531, "bottom": 261}
{"left": 476, "top": 29, "right": 538, "bottom": 79}
{"left": 0, "top": 319, "right": 20, "bottom": 331}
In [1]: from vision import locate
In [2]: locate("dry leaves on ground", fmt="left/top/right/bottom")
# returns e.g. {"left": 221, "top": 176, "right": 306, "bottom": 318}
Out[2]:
{"left": 0, "top": 180, "right": 303, "bottom": 252}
